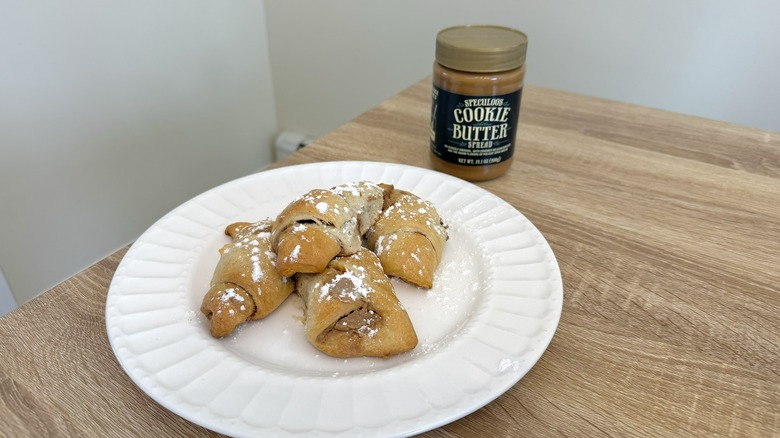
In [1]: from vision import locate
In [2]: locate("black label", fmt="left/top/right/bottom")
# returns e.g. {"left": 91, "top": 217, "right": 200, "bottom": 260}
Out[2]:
{"left": 430, "top": 86, "right": 522, "bottom": 166}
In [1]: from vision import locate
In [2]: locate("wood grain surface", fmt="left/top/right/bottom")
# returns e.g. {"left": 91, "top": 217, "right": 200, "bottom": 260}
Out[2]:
{"left": 1, "top": 78, "right": 778, "bottom": 437}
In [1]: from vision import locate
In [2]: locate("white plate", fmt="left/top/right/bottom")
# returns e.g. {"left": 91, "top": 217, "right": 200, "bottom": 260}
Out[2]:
{"left": 106, "top": 161, "right": 562, "bottom": 437}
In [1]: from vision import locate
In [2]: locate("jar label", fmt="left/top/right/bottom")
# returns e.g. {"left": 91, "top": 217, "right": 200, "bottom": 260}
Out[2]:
{"left": 430, "top": 87, "right": 522, "bottom": 166}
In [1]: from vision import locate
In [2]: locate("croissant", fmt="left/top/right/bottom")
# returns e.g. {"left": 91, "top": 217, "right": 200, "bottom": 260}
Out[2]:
{"left": 271, "top": 181, "right": 389, "bottom": 277}
{"left": 200, "top": 220, "right": 294, "bottom": 337}
{"left": 295, "top": 248, "right": 418, "bottom": 358}
{"left": 366, "top": 187, "right": 448, "bottom": 289}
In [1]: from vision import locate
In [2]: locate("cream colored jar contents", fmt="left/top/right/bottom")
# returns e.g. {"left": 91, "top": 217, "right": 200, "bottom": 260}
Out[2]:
{"left": 430, "top": 25, "right": 527, "bottom": 181}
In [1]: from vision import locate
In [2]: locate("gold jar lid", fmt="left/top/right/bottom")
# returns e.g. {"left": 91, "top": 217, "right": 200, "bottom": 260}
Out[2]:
{"left": 436, "top": 25, "right": 528, "bottom": 73}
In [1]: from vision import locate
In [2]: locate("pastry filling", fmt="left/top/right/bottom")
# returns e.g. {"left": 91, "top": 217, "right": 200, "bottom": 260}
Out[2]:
{"left": 333, "top": 305, "right": 381, "bottom": 332}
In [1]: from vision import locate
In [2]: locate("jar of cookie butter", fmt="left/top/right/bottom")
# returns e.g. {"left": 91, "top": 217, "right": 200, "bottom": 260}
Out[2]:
{"left": 430, "top": 25, "right": 527, "bottom": 181}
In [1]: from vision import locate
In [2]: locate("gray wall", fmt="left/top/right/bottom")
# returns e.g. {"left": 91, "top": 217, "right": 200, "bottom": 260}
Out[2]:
{"left": 1, "top": 1, "right": 278, "bottom": 306}
{"left": 266, "top": 0, "right": 780, "bottom": 137}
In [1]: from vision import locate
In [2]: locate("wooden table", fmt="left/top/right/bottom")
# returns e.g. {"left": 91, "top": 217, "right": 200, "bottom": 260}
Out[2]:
{"left": 1, "top": 78, "right": 778, "bottom": 437}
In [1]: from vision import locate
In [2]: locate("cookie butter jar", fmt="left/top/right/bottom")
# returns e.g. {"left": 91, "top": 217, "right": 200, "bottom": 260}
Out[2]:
{"left": 430, "top": 25, "right": 527, "bottom": 181}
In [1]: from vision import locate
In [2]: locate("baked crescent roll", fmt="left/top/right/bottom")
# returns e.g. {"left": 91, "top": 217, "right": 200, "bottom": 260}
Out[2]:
{"left": 366, "top": 188, "right": 448, "bottom": 289}
{"left": 200, "top": 220, "right": 294, "bottom": 337}
{"left": 271, "top": 181, "right": 389, "bottom": 277}
{"left": 296, "top": 248, "right": 418, "bottom": 358}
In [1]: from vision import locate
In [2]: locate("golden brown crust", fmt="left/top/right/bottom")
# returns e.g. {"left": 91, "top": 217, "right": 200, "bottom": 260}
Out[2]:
{"left": 296, "top": 249, "right": 418, "bottom": 358}
{"left": 366, "top": 189, "right": 448, "bottom": 288}
{"left": 275, "top": 189, "right": 354, "bottom": 231}
{"left": 271, "top": 182, "right": 390, "bottom": 277}
{"left": 273, "top": 223, "right": 342, "bottom": 277}
{"left": 200, "top": 221, "right": 294, "bottom": 337}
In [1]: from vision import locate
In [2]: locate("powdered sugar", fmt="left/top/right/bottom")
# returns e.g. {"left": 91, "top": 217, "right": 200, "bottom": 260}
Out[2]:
{"left": 319, "top": 270, "right": 371, "bottom": 302}
{"left": 219, "top": 287, "right": 245, "bottom": 303}
{"left": 286, "top": 245, "right": 301, "bottom": 262}
{"left": 331, "top": 181, "right": 378, "bottom": 198}
{"left": 295, "top": 192, "right": 344, "bottom": 217}
{"left": 374, "top": 234, "right": 397, "bottom": 257}
{"left": 250, "top": 254, "right": 263, "bottom": 282}
{"left": 227, "top": 225, "right": 275, "bottom": 284}
{"left": 356, "top": 320, "right": 379, "bottom": 338}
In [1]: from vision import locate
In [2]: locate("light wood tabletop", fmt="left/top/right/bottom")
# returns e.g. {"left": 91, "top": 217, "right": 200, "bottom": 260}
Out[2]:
{"left": 1, "top": 77, "right": 778, "bottom": 437}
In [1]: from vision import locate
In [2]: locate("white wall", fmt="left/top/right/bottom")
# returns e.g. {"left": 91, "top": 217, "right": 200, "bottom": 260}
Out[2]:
{"left": 0, "top": 1, "right": 278, "bottom": 305}
{"left": 0, "top": 268, "right": 15, "bottom": 318}
{"left": 265, "top": 0, "right": 780, "bottom": 138}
